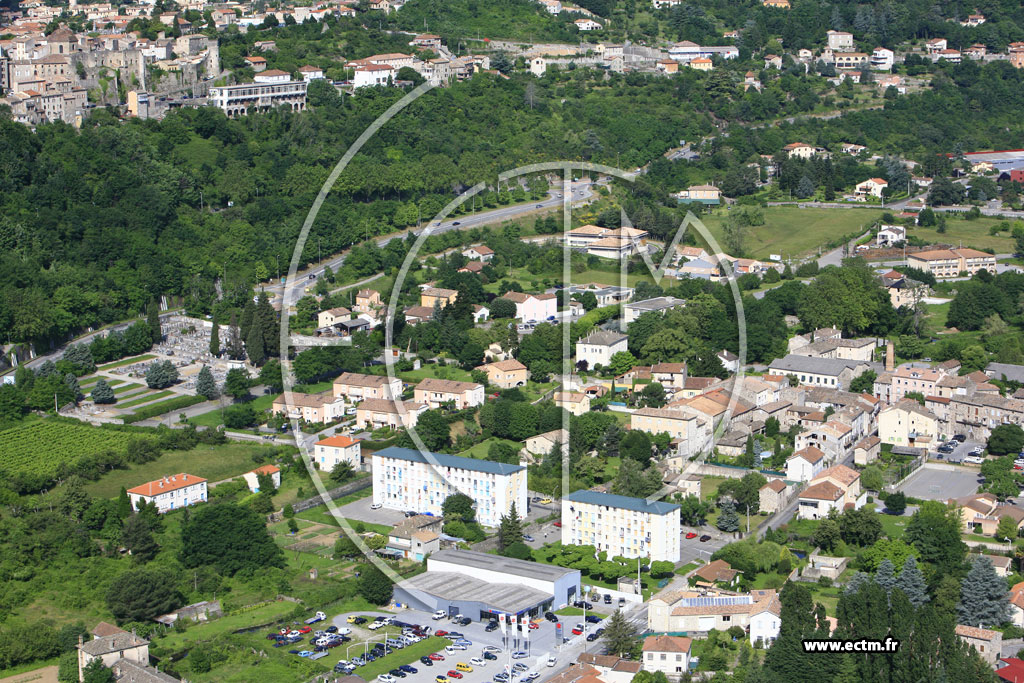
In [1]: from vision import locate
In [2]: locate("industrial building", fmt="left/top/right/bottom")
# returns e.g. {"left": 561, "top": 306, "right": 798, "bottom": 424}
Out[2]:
{"left": 393, "top": 549, "right": 581, "bottom": 620}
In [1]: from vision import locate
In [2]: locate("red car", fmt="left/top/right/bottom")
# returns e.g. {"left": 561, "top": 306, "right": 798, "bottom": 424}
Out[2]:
{"left": 685, "top": 532, "right": 698, "bottom": 539}
{"left": 429, "top": 654, "right": 445, "bottom": 661}
{"left": 435, "top": 630, "right": 448, "bottom": 637}
{"left": 571, "top": 626, "right": 583, "bottom": 635}
{"left": 447, "top": 671, "right": 463, "bottom": 679}
{"left": 298, "top": 627, "right": 312, "bottom": 634}
{"left": 553, "top": 521, "right": 562, "bottom": 528}
{"left": 529, "top": 622, "right": 539, "bottom": 630}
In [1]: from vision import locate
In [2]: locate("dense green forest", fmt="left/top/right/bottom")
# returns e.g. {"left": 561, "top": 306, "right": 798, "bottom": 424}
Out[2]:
{"left": 6, "top": 15, "right": 1024, "bottom": 352}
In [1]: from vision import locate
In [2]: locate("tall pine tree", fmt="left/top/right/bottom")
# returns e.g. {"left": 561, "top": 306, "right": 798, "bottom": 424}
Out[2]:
{"left": 246, "top": 322, "right": 266, "bottom": 367}
{"left": 874, "top": 558, "right": 897, "bottom": 596}
{"left": 894, "top": 556, "right": 929, "bottom": 607}
{"left": 958, "top": 555, "right": 1010, "bottom": 626}
{"left": 497, "top": 502, "right": 524, "bottom": 551}
{"left": 147, "top": 300, "right": 162, "bottom": 344}
{"left": 209, "top": 317, "right": 220, "bottom": 356}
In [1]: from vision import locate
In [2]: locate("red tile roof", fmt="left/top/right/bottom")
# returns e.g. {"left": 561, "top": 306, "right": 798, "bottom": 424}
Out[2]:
{"left": 127, "top": 473, "right": 206, "bottom": 496}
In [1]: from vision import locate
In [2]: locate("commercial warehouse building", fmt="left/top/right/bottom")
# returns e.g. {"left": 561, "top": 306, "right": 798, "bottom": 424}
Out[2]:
{"left": 372, "top": 447, "right": 527, "bottom": 527}
{"left": 393, "top": 549, "right": 581, "bottom": 620}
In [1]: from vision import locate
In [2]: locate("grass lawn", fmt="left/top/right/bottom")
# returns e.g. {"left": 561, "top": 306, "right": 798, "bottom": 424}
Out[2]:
{"left": 112, "top": 382, "right": 144, "bottom": 395}
{"left": 676, "top": 562, "right": 701, "bottom": 576}
{"left": 700, "top": 476, "right": 729, "bottom": 502}
{"left": 155, "top": 601, "right": 297, "bottom": 651}
{"left": 910, "top": 216, "right": 1016, "bottom": 253}
{"left": 555, "top": 607, "right": 585, "bottom": 616}
{"left": 921, "top": 302, "right": 951, "bottom": 336}
{"left": 84, "top": 442, "right": 274, "bottom": 498}
{"left": 391, "top": 365, "right": 475, "bottom": 384}
{"left": 296, "top": 506, "right": 391, "bottom": 534}
{"left": 117, "top": 390, "right": 173, "bottom": 408}
{"left": 98, "top": 354, "right": 156, "bottom": 370}
{"left": 0, "top": 658, "right": 59, "bottom": 680}
{"left": 189, "top": 394, "right": 278, "bottom": 428}
{"left": 457, "top": 437, "right": 523, "bottom": 460}
{"left": 699, "top": 206, "right": 882, "bottom": 259}
{"left": 355, "top": 636, "right": 452, "bottom": 681}
{"left": 877, "top": 512, "right": 908, "bottom": 539}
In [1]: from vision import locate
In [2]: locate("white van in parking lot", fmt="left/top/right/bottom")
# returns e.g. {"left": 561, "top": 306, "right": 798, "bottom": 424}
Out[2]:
{"left": 445, "top": 644, "right": 468, "bottom": 654}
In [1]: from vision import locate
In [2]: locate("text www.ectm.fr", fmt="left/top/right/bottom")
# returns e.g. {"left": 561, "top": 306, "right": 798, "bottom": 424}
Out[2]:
{"left": 803, "top": 638, "right": 901, "bottom": 653}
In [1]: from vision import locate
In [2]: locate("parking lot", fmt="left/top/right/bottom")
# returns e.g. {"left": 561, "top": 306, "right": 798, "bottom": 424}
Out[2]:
{"left": 326, "top": 607, "right": 602, "bottom": 683}
{"left": 334, "top": 496, "right": 409, "bottom": 527}
{"left": 896, "top": 463, "right": 981, "bottom": 501}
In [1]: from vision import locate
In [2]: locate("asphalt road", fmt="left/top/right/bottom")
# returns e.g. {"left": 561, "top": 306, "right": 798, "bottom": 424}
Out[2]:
{"left": 271, "top": 180, "right": 601, "bottom": 310}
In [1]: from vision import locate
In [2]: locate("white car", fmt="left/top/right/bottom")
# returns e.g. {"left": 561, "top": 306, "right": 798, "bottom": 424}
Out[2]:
{"left": 547, "top": 656, "right": 556, "bottom": 667}
{"left": 370, "top": 503, "right": 383, "bottom": 510}
{"left": 336, "top": 627, "right": 352, "bottom": 635}
{"left": 368, "top": 622, "right": 385, "bottom": 630}
{"left": 482, "top": 646, "right": 501, "bottom": 654}
{"left": 432, "top": 610, "right": 447, "bottom": 620}
{"left": 964, "top": 456, "right": 985, "bottom": 464}
{"left": 379, "top": 676, "right": 396, "bottom": 683}
{"left": 470, "top": 658, "right": 485, "bottom": 667}
{"left": 511, "top": 651, "right": 528, "bottom": 659}
{"left": 524, "top": 673, "right": 540, "bottom": 681}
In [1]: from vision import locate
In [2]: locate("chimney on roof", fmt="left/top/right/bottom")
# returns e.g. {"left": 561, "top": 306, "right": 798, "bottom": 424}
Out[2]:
{"left": 886, "top": 342, "right": 894, "bottom": 372}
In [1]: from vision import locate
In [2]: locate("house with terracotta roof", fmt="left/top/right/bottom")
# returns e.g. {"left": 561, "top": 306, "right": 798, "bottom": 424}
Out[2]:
{"left": 475, "top": 359, "right": 528, "bottom": 388}
{"left": 271, "top": 391, "right": 343, "bottom": 423}
{"left": 420, "top": 287, "right": 458, "bottom": 309}
{"left": 554, "top": 392, "right": 591, "bottom": 416}
{"left": 641, "top": 635, "right": 692, "bottom": 675}
{"left": 386, "top": 514, "right": 443, "bottom": 560}
{"left": 797, "top": 480, "right": 845, "bottom": 519}
{"left": 414, "top": 377, "right": 484, "bottom": 409}
{"left": 956, "top": 624, "right": 1002, "bottom": 666}
{"left": 314, "top": 434, "right": 362, "bottom": 471}
{"left": 759, "top": 479, "right": 790, "bottom": 514}
{"left": 647, "top": 588, "right": 781, "bottom": 644}
{"left": 794, "top": 419, "right": 856, "bottom": 460}
{"left": 242, "top": 464, "right": 281, "bottom": 493}
{"left": 908, "top": 247, "right": 997, "bottom": 279}
{"left": 948, "top": 493, "right": 1024, "bottom": 537}
{"left": 127, "top": 473, "right": 207, "bottom": 513}
{"left": 693, "top": 559, "right": 739, "bottom": 586}
{"left": 811, "top": 464, "right": 862, "bottom": 506}
{"left": 853, "top": 435, "right": 881, "bottom": 465}
{"left": 318, "top": 306, "right": 352, "bottom": 329}
{"left": 356, "top": 399, "right": 427, "bottom": 430}
{"left": 1009, "top": 581, "right": 1024, "bottom": 627}
{"left": 332, "top": 372, "right": 402, "bottom": 402}
{"left": 500, "top": 291, "right": 558, "bottom": 322}
{"left": 855, "top": 177, "right": 888, "bottom": 199}
{"left": 998, "top": 657, "right": 1024, "bottom": 683}
{"left": 783, "top": 142, "right": 816, "bottom": 159}
{"left": 462, "top": 244, "right": 494, "bottom": 262}
{"left": 786, "top": 446, "right": 826, "bottom": 482}
{"left": 878, "top": 399, "right": 940, "bottom": 447}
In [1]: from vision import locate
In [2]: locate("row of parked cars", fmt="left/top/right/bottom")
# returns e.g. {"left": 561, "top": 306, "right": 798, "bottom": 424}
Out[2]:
{"left": 266, "top": 624, "right": 351, "bottom": 660}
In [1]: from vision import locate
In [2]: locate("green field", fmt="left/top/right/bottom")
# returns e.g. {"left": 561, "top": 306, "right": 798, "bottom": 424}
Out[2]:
{"left": 699, "top": 206, "right": 882, "bottom": 259}
{"left": 909, "top": 216, "right": 1016, "bottom": 253}
{"left": 117, "top": 390, "right": 174, "bottom": 408}
{"left": 457, "top": 437, "right": 523, "bottom": 460}
{"left": 0, "top": 420, "right": 136, "bottom": 478}
{"left": 190, "top": 394, "right": 279, "bottom": 428}
{"left": 155, "top": 601, "right": 297, "bottom": 651}
{"left": 112, "top": 382, "right": 145, "bottom": 395}
{"left": 98, "top": 354, "right": 156, "bottom": 370}
{"left": 84, "top": 442, "right": 274, "bottom": 498}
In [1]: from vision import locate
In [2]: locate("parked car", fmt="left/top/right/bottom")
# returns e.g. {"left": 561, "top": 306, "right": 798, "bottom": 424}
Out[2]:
{"left": 571, "top": 626, "right": 584, "bottom": 635}
{"left": 458, "top": 617, "right": 472, "bottom": 626}
{"left": 298, "top": 627, "right": 312, "bottom": 634}
{"left": 389, "top": 669, "right": 407, "bottom": 678}
{"left": 399, "top": 665, "right": 418, "bottom": 674}
{"left": 512, "top": 663, "right": 528, "bottom": 673}
{"left": 587, "top": 633, "right": 599, "bottom": 641}
{"left": 483, "top": 652, "right": 498, "bottom": 661}
{"left": 585, "top": 615, "right": 602, "bottom": 623}
{"left": 494, "top": 674, "right": 509, "bottom": 683}
{"left": 953, "top": 434, "right": 967, "bottom": 442}
{"left": 378, "top": 675, "right": 396, "bottom": 683}
{"left": 482, "top": 646, "right": 501, "bottom": 654}
{"left": 512, "top": 651, "right": 529, "bottom": 659}
{"left": 544, "top": 612, "right": 558, "bottom": 622}
{"left": 539, "top": 498, "right": 553, "bottom": 504}
{"left": 447, "top": 671, "right": 464, "bottom": 679}
{"left": 965, "top": 456, "right": 985, "bottom": 464}
{"left": 547, "top": 656, "right": 557, "bottom": 667}
{"left": 470, "top": 658, "right": 485, "bottom": 667}
{"left": 429, "top": 653, "right": 446, "bottom": 661}
{"left": 433, "top": 610, "right": 447, "bottom": 620}
{"left": 370, "top": 503, "right": 383, "bottom": 510}
{"left": 368, "top": 622, "right": 385, "bottom": 630}
{"left": 553, "top": 521, "right": 561, "bottom": 527}
{"left": 685, "top": 532, "right": 698, "bottom": 539}
{"left": 573, "top": 601, "right": 592, "bottom": 609}
{"left": 523, "top": 534, "right": 535, "bottom": 542}
{"left": 700, "top": 534, "right": 712, "bottom": 542}
{"left": 485, "top": 621, "right": 499, "bottom": 632}
{"left": 435, "top": 677, "right": 450, "bottom": 683}
{"left": 524, "top": 673, "right": 540, "bottom": 681}
{"left": 603, "top": 594, "right": 612, "bottom": 604}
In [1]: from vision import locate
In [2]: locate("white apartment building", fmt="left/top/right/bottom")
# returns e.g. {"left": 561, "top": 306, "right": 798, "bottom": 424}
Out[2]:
{"left": 313, "top": 435, "right": 363, "bottom": 471}
{"left": 208, "top": 79, "right": 307, "bottom": 118}
{"left": 127, "top": 473, "right": 208, "bottom": 513}
{"left": 575, "top": 329, "right": 628, "bottom": 370}
{"left": 562, "top": 490, "right": 681, "bottom": 562}
{"left": 372, "top": 447, "right": 527, "bottom": 527}
{"left": 413, "top": 378, "right": 485, "bottom": 409}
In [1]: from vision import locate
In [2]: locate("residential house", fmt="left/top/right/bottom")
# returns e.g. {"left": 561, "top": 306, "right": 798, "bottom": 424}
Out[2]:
{"left": 689, "top": 57, "right": 713, "bottom": 71}
{"left": 624, "top": 297, "right": 687, "bottom": 325}
{"left": 420, "top": 287, "right": 458, "bottom": 309}
{"left": 983, "top": 554, "right": 1013, "bottom": 578}
{"left": 313, "top": 434, "right": 362, "bottom": 471}
{"left": 956, "top": 625, "right": 1002, "bottom": 667}
{"left": 786, "top": 446, "right": 826, "bottom": 482}
{"left": 656, "top": 59, "right": 679, "bottom": 74}
{"left": 403, "top": 305, "right": 435, "bottom": 324}
{"left": 694, "top": 559, "right": 739, "bottom": 586}
{"left": 554, "top": 392, "right": 591, "bottom": 416}
{"left": 797, "top": 480, "right": 845, "bottom": 520}
{"left": 759, "top": 479, "right": 789, "bottom": 514}
{"left": 794, "top": 420, "right": 855, "bottom": 461}
{"left": 878, "top": 399, "right": 940, "bottom": 447}
{"left": 853, "top": 435, "right": 881, "bottom": 466}
{"left": 650, "top": 362, "right": 689, "bottom": 390}
{"left": 647, "top": 588, "right": 781, "bottom": 645}
{"left": 562, "top": 490, "right": 681, "bottom": 562}
{"left": 855, "top": 177, "right": 888, "bottom": 199}
{"left": 242, "top": 464, "right": 280, "bottom": 493}
{"left": 925, "top": 38, "right": 948, "bottom": 54}
{"left": 641, "top": 635, "right": 692, "bottom": 676}
{"left": 127, "top": 473, "right": 207, "bottom": 513}
{"left": 333, "top": 373, "right": 403, "bottom": 402}
{"left": 811, "top": 464, "right": 862, "bottom": 507}
{"left": 78, "top": 628, "right": 151, "bottom": 682}
{"left": 1009, "top": 582, "right": 1024, "bottom": 627}
{"left": 576, "top": 330, "right": 628, "bottom": 370}
{"left": 500, "top": 291, "right": 558, "bottom": 322}
{"left": 762, "top": 0, "right": 790, "bottom": 7}
{"left": 826, "top": 30, "right": 854, "bottom": 50}
{"left": 525, "top": 429, "right": 569, "bottom": 458}
{"left": 934, "top": 48, "right": 962, "bottom": 63}
{"left": 574, "top": 18, "right": 602, "bottom": 30}
{"left": 631, "top": 408, "right": 708, "bottom": 456}
{"left": 876, "top": 224, "right": 906, "bottom": 246}
{"left": 413, "top": 378, "right": 485, "bottom": 409}
{"left": 318, "top": 306, "right": 352, "bottom": 328}
{"left": 385, "top": 514, "right": 442, "bottom": 561}
{"left": 871, "top": 46, "right": 894, "bottom": 70}
{"left": 568, "top": 283, "right": 635, "bottom": 307}
{"left": 355, "top": 289, "right": 383, "bottom": 314}
{"left": 475, "top": 359, "right": 528, "bottom": 388}
{"left": 462, "top": 245, "right": 494, "bottom": 262}
{"left": 355, "top": 399, "right": 427, "bottom": 430}
{"left": 948, "top": 494, "right": 1024, "bottom": 536}
{"left": 271, "top": 391, "right": 343, "bottom": 423}
{"left": 783, "top": 142, "right": 817, "bottom": 159}
{"left": 908, "top": 248, "right": 997, "bottom": 279}
{"left": 298, "top": 65, "right": 324, "bottom": 81}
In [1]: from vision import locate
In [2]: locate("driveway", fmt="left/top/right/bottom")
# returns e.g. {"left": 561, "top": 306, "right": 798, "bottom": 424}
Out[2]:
{"left": 679, "top": 528, "right": 730, "bottom": 566}
{"left": 330, "top": 497, "right": 409, "bottom": 527}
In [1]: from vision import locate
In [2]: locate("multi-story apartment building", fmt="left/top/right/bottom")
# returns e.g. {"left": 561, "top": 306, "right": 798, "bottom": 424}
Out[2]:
{"left": 355, "top": 399, "right": 426, "bottom": 431}
{"left": 907, "top": 248, "right": 996, "bottom": 279}
{"left": 562, "top": 490, "right": 680, "bottom": 562}
{"left": 413, "top": 378, "right": 485, "bottom": 409}
{"left": 313, "top": 435, "right": 362, "bottom": 471}
{"left": 271, "top": 391, "right": 343, "bottom": 423}
{"left": 208, "top": 79, "right": 307, "bottom": 117}
{"left": 127, "top": 473, "right": 207, "bottom": 513}
{"left": 372, "top": 447, "right": 527, "bottom": 527}
{"left": 332, "top": 372, "right": 403, "bottom": 402}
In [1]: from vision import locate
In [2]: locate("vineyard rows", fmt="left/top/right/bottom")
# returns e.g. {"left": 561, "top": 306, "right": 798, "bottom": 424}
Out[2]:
{"left": 0, "top": 421, "right": 136, "bottom": 477}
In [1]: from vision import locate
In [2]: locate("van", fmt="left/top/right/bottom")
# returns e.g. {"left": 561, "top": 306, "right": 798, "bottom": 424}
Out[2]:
{"left": 456, "top": 663, "right": 473, "bottom": 672}
{"left": 386, "top": 638, "right": 404, "bottom": 649}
